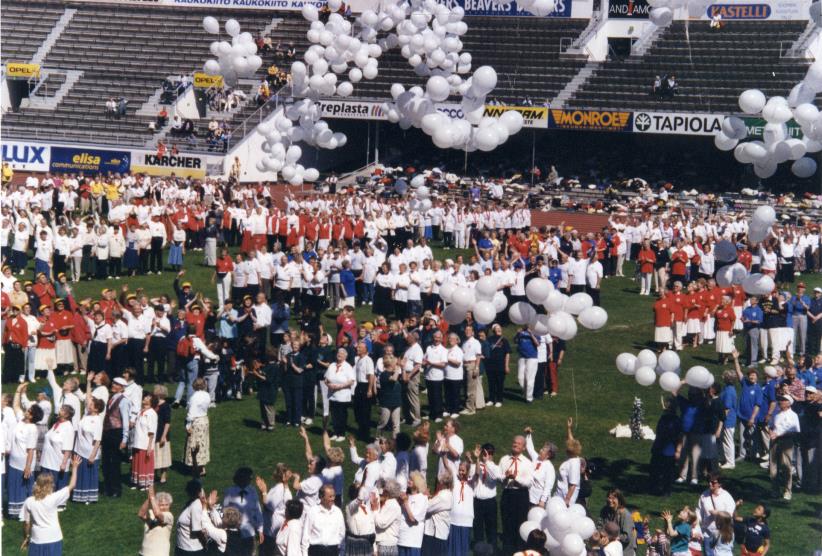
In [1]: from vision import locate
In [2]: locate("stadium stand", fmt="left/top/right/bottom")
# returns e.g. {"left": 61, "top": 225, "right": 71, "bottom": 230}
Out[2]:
{"left": 1, "top": 1, "right": 278, "bottom": 147}
{"left": 567, "top": 20, "right": 815, "bottom": 113}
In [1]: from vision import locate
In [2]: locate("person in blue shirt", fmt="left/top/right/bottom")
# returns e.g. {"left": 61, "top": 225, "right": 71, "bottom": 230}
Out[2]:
{"left": 548, "top": 259, "right": 563, "bottom": 289}
{"left": 741, "top": 296, "right": 764, "bottom": 366}
{"left": 649, "top": 396, "right": 682, "bottom": 496}
{"left": 759, "top": 366, "right": 782, "bottom": 465}
{"left": 339, "top": 261, "right": 356, "bottom": 307}
{"left": 733, "top": 353, "right": 764, "bottom": 462}
{"left": 215, "top": 299, "right": 238, "bottom": 347}
{"left": 788, "top": 284, "right": 810, "bottom": 358}
{"left": 719, "top": 369, "right": 738, "bottom": 469}
{"left": 797, "top": 355, "right": 817, "bottom": 388}
{"left": 270, "top": 292, "right": 290, "bottom": 349}
{"left": 514, "top": 326, "right": 539, "bottom": 403}
{"left": 676, "top": 388, "right": 705, "bottom": 485}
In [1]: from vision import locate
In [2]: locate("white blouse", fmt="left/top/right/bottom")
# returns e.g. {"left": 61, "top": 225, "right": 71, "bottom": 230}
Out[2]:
{"left": 75, "top": 414, "right": 103, "bottom": 460}
{"left": 132, "top": 408, "right": 157, "bottom": 451}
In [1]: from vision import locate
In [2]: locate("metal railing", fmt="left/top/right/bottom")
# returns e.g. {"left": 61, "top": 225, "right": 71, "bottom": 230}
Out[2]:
{"left": 2, "top": 127, "right": 146, "bottom": 147}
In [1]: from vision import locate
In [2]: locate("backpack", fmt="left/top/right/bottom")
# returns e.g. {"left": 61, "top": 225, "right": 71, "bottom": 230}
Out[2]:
{"left": 176, "top": 336, "right": 195, "bottom": 358}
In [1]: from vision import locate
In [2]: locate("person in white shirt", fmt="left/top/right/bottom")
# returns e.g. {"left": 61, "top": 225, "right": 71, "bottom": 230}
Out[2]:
{"left": 349, "top": 440, "right": 383, "bottom": 501}
{"left": 768, "top": 394, "right": 800, "bottom": 500}
{"left": 422, "top": 472, "right": 452, "bottom": 554}
{"left": 556, "top": 417, "right": 583, "bottom": 508}
{"left": 443, "top": 333, "right": 464, "bottom": 418}
{"left": 39, "top": 405, "right": 75, "bottom": 501}
{"left": 256, "top": 463, "right": 293, "bottom": 548}
{"left": 523, "top": 427, "right": 557, "bottom": 508}
{"left": 567, "top": 252, "right": 589, "bottom": 294}
{"left": 74, "top": 397, "right": 104, "bottom": 504}
{"left": 183, "top": 378, "right": 211, "bottom": 478}
{"left": 444, "top": 457, "right": 474, "bottom": 556}
{"left": 398, "top": 471, "right": 429, "bottom": 553}
{"left": 7, "top": 386, "right": 43, "bottom": 518}
{"left": 301, "top": 484, "right": 346, "bottom": 556}
{"left": 20, "top": 455, "right": 81, "bottom": 554}
{"left": 274, "top": 499, "right": 304, "bottom": 556}
{"left": 461, "top": 326, "right": 484, "bottom": 415}
{"left": 696, "top": 473, "right": 736, "bottom": 550}
{"left": 176, "top": 480, "right": 207, "bottom": 554}
{"left": 423, "top": 332, "right": 448, "bottom": 422}
{"left": 402, "top": 332, "right": 425, "bottom": 426}
{"left": 131, "top": 392, "right": 158, "bottom": 490}
{"left": 498, "top": 435, "right": 535, "bottom": 553}
{"left": 324, "top": 348, "right": 356, "bottom": 441}
{"left": 372, "top": 478, "right": 403, "bottom": 553}
{"left": 586, "top": 255, "right": 604, "bottom": 306}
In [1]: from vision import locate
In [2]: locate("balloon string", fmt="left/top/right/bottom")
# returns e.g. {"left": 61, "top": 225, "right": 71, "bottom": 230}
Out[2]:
{"left": 571, "top": 361, "right": 579, "bottom": 427}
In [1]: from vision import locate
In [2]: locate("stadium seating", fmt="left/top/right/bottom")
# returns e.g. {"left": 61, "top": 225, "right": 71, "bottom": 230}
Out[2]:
{"left": 1, "top": 0, "right": 278, "bottom": 147}
{"left": 1, "top": 2, "right": 65, "bottom": 63}
{"left": 567, "top": 21, "right": 815, "bottom": 113}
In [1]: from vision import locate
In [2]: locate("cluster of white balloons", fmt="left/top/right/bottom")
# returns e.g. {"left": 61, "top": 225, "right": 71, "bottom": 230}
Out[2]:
{"left": 438, "top": 276, "right": 608, "bottom": 342}
{"left": 202, "top": 17, "right": 264, "bottom": 85}
{"left": 716, "top": 60, "right": 822, "bottom": 179}
{"left": 646, "top": 0, "right": 711, "bottom": 26}
{"left": 408, "top": 175, "right": 433, "bottom": 213}
{"left": 520, "top": 499, "right": 597, "bottom": 555}
{"left": 616, "top": 349, "right": 715, "bottom": 391}
{"left": 714, "top": 206, "right": 776, "bottom": 294}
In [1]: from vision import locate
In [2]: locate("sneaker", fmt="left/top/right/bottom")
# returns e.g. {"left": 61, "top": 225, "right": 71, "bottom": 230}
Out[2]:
{"left": 236, "top": 392, "right": 242, "bottom": 400}
{"left": 760, "top": 461, "right": 770, "bottom": 469}
{"left": 410, "top": 420, "right": 422, "bottom": 427}
{"left": 434, "top": 418, "right": 442, "bottom": 423}
{"left": 720, "top": 463, "right": 735, "bottom": 470}
{"left": 550, "top": 392, "right": 557, "bottom": 397}
{"left": 675, "top": 477, "right": 686, "bottom": 484}
{"left": 304, "top": 418, "right": 313, "bottom": 426}
{"left": 783, "top": 491, "right": 792, "bottom": 501}
{"left": 459, "top": 409, "right": 473, "bottom": 415}
{"left": 689, "top": 479, "right": 698, "bottom": 486}
{"left": 495, "top": 402, "right": 502, "bottom": 408}
{"left": 450, "top": 413, "right": 460, "bottom": 419}
{"left": 146, "top": 271, "right": 153, "bottom": 275}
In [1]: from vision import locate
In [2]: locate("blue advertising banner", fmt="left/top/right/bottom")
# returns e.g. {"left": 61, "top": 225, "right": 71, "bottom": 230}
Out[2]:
{"left": 441, "top": 0, "right": 572, "bottom": 17}
{"left": 49, "top": 146, "right": 130, "bottom": 174}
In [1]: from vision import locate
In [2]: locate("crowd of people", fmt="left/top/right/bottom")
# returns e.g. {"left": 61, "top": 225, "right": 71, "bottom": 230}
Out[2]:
{"left": 0, "top": 169, "right": 818, "bottom": 556}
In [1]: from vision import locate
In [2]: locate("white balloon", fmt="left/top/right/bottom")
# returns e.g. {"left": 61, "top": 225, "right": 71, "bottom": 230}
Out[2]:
{"left": 575, "top": 516, "right": 596, "bottom": 539}
{"left": 565, "top": 293, "right": 593, "bottom": 316}
{"left": 450, "top": 287, "right": 475, "bottom": 312}
{"left": 304, "top": 168, "right": 320, "bottom": 182}
{"left": 492, "top": 291, "right": 508, "bottom": 313}
{"left": 738, "top": 89, "right": 767, "bottom": 114}
{"left": 578, "top": 306, "right": 608, "bottom": 330}
{"left": 635, "top": 366, "right": 657, "bottom": 386}
{"left": 715, "top": 263, "right": 748, "bottom": 287}
{"left": 225, "top": 18, "right": 241, "bottom": 37}
{"left": 752, "top": 205, "right": 776, "bottom": 227}
{"left": 302, "top": 4, "right": 319, "bottom": 21}
{"left": 472, "top": 301, "right": 497, "bottom": 325}
{"left": 544, "top": 290, "right": 566, "bottom": 313}
{"left": 204, "top": 59, "right": 221, "bottom": 75}
{"left": 439, "top": 282, "right": 457, "bottom": 304}
{"left": 519, "top": 521, "right": 539, "bottom": 542}
{"left": 509, "top": 302, "right": 536, "bottom": 325}
{"left": 527, "top": 507, "right": 547, "bottom": 524}
{"left": 714, "top": 133, "right": 738, "bottom": 152}
{"left": 659, "top": 371, "right": 682, "bottom": 392}
{"left": 203, "top": 16, "right": 220, "bottom": 34}
{"left": 616, "top": 353, "right": 638, "bottom": 376}
{"left": 721, "top": 116, "right": 748, "bottom": 140}
{"left": 547, "top": 311, "right": 571, "bottom": 339}
{"left": 426, "top": 75, "right": 451, "bottom": 102}
{"left": 650, "top": 6, "right": 673, "bottom": 26}
{"left": 525, "top": 278, "right": 553, "bottom": 305}
{"left": 657, "top": 350, "right": 680, "bottom": 374}
{"left": 685, "top": 366, "right": 711, "bottom": 388}
{"left": 475, "top": 276, "right": 498, "bottom": 300}
{"left": 560, "top": 533, "right": 585, "bottom": 556}
{"left": 443, "top": 304, "right": 467, "bottom": 325}
{"left": 569, "top": 503, "right": 587, "bottom": 517}
{"left": 499, "top": 110, "right": 524, "bottom": 134}
{"left": 636, "top": 349, "right": 657, "bottom": 369}
{"left": 792, "top": 157, "right": 818, "bottom": 178}
{"left": 529, "top": 314, "right": 551, "bottom": 336}
{"left": 742, "top": 273, "right": 775, "bottom": 295}
{"left": 471, "top": 65, "right": 497, "bottom": 96}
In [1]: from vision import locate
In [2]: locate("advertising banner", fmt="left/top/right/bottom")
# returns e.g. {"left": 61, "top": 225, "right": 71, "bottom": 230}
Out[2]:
{"left": 5, "top": 63, "right": 41, "bottom": 79}
{"left": 441, "top": 0, "right": 572, "bottom": 17}
{"left": 483, "top": 105, "right": 549, "bottom": 128}
{"left": 702, "top": 0, "right": 811, "bottom": 20}
{"left": 158, "top": 0, "right": 325, "bottom": 9}
{"left": 741, "top": 117, "right": 803, "bottom": 139}
{"left": 632, "top": 112, "right": 723, "bottom": 135}
{"left": 193, "top": 73, "right": 223, "bottom": 88}
{"left": 550, "top": 109, "right": 633, "bottom": 131}
{"left": 131, "top": 150, "right": 206, "bottom": 178}
{"left": 1, "top": 141, "right": 51, "bottom": 172}
{"left": 317, "top": 99, "right": 386, "bottom": 120}
{"left": 607, "top": 0, "right": 650, "bottom": 18}
{"left": 50, "top": 146, "right": 130, "bottom": 174}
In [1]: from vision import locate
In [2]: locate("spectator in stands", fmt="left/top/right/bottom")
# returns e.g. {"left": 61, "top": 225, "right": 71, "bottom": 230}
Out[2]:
{"left": 275, "top": 41, "right": 285, "bottom": 59}
{"left": 286, "top": 42, "right": 296, "bottom": 60}
{"left": 156, "top": 107, "right": 168, "bottom": 128}
{"left": 662, "top": 75, "right": 678, "bottom": 98}
{"left": 256, "top": 80, "right": 271, "bottom": 107}
{"left": 116, "top": 97, "right": 128, "bottom": 119}
{"left": 710, "top": 13, "right": 723, "bottom": 30}
{"left": 652, "top": 75, "right": 662, "bottom": 96}
{"left": 170, "top": 115, "right": 183, "bottom": 136}
{"left": 105, "top": 98, "right": 116, "bottom": 119}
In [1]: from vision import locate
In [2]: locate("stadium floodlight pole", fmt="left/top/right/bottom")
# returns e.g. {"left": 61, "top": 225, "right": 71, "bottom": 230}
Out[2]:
{"left": 375, "top": 121, "right": 380, "bottom": 165}
{"left": 366, "top": 121, "right": 371, "bottom": 167}
{"left": 530, "top": 130, "right": 536, "bottom": 187}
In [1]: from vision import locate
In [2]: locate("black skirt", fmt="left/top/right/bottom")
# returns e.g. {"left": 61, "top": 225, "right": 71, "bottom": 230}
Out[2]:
{"left": 374, "top": 285, "right": 393, "bottom": 316}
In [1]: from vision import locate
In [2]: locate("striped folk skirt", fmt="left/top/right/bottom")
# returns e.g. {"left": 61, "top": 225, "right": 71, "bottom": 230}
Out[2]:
{"left": 73, "top": 456, "right": 100, "bottom": 503}
{"left": 131, "top": 448, "right": 155, "bottom": 488}
{"left": 6, "top": 465, "right": 34, "bottom": 517}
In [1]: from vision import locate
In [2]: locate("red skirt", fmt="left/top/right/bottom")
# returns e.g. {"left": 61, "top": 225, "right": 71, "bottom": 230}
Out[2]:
{"left": 252, "top": 233, "right": 266, "bottom": 250}
{"left": 131, "top": 448, "right": 155, "bottom": 488}
{"left": 240, "top": 230, "right": 253, "bottom": 253}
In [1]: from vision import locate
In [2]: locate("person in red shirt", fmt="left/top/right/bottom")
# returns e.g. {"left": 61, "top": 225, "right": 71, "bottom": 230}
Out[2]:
{"left": 686, "top": 281, "right": 705, "bottom": 348}
{"left": 335, "top": 305, "right": 357, "bottom": 347}
{"left": 714, "top": 295, "right": 737, "bottom": 363}
{"left": 731, "top": 284, "right": 746, "bottom": 332}
{"left": 670, "top": 240, "right": 689, "bottom": 285}
{"left": 185, "top": 304, "right": 207, "bottom": 340}
{"left": 32, "top": 273, "right": 56, "bottom": 310}
{"left": 35, "top": 305, "right": 58, "bottom": 375}
{"left": 703, "top": 279, "right": 723, "bottom": 345}
{"left": 737, "top": 245, "right": 752, "bottom": 271}
{"left": 2, "top": 305, "right": 28, "bottom": 383}
{"left": 668, "top": 282, "right": 689, "bottom": 351}
{"left": 637, "top": 241, "right": 657, "bottom": 296}
{"left": 653, "top": 289, "right": 674, "bottom": 350}
{"left": 213, "top": 248, "right": 235, "bottom": 308}
{"left": 51, "top": 299, "right": 76, "bottom": 374}
{"left": 608, "top": 228, "right": 621, "bottom": 277}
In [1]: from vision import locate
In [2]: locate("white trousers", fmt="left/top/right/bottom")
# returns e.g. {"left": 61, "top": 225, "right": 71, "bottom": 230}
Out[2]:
{"left": 518, "top": 358, "right": 538, "bottom": 402}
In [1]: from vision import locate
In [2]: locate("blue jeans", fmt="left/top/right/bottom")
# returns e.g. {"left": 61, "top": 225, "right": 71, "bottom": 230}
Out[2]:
{"left": 284, "top": 383, "right": 303, "bottom": 425}
{"left": 174, "top": 359, "right": 200, "bottom": 403}
{"left": 34, "top": 258, "right": 50, "bottom": 279}
{"left": 362, "top": 282, "right": 375, "bottom": 304}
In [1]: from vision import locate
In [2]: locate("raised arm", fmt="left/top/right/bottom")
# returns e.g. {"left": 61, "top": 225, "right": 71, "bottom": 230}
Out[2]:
{"left": 299, "top": 426, "right": 314, "bottom": 463}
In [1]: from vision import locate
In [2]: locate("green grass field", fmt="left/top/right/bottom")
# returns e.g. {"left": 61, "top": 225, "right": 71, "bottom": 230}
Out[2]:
{"left": 2, "top": 247, "right": 820, "bottom": 555}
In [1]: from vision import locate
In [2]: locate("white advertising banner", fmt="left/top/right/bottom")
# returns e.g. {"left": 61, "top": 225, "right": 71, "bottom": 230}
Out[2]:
{"left": 632, "top": 111, "right": 724, "bottom": 136}
{"left": 1, "top": 140, "right": 51, "bottom": 172}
